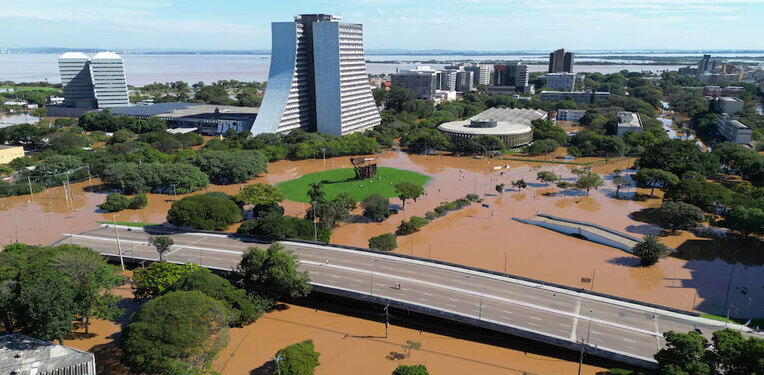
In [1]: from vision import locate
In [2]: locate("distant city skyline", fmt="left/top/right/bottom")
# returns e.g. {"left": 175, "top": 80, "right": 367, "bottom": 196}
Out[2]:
{"left": 1, "top": 0, "right": 762, "bottom": 51}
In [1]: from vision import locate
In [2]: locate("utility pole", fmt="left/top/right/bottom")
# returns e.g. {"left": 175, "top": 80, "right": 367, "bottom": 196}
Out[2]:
{"left": 312, "top": 201, "right": 317, "bottom": 242}
{"left": 384, "top": 304, "right": 390, "bottom": 339}
{"left": 113, "top": 214, "right": 125, "bottom": 270}
{"left": 591, "top": 268, "right": 596, "bottom": 291}
{"left": 27, "top": 176, "right": 33, "bottom": 197}
{"left": 504, "top": 251, "right": 507, "bottom": 273}
{"left": 578, "top": 309, "right": 593, "bottom": 375}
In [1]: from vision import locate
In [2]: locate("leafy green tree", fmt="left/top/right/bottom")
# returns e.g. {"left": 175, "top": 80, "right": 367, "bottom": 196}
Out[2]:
{"left": 402, "top": 340, "right": 422, "bottom": 358}
{"left": 392, "top": 364, "right": 429, "bottom": 375}
{"left": 193, "top": 150, "right": 267, "bottom": 184}
{"left": 395, "top": 181, "right": 424, "bottom": 209}
{"left": 275, "top": 340, "right": 321, "bottom": 375}
{"left": 17, "top": 267, "right": 76, "bottom": 344}
{"left": 237, "top": 215, "right": 331, "bottom": 243}
{"left": 633, "top": 168, "right": 680, "bottom": 197}
{"left": 235, "top": 183, "right": 284, "bottom": 207}
{"left": 532, "top": 119, "right": 568, "bottom": 145}
{"left": 100, "top": 193, "right": 131, "bottom": 212}
{"left": 8, "top": 156, "right": 34, "bottom": 171}
{"left": 149, "top": 236, "right": 174, "bottom": 262}
{"left": 306, "top": 193, "right": 356, "bottom": 228}
{"left": 653, "top": 202, "right": 705, "bottom": 232}
{"left": 637, "top": 140, "right": 720, "bottom": 178}
{"left": 121, "top": 291, "right": 229, "bottom": 374}
{"left": 237, "top": 243, "right": 311, "bottom": 302}
{"left": 575, "top": 172, "right": 604, "bottom": 194}
{"left": 361, "top": 194, "right": 392, "bottom": 222}
{"left": 132, "top": 262, "right": 200, "bottom": 299}
{"left": 711, "top": 328, "right": 764, "bottom": 375}
{"left": 537, "top": 171, "right": 559, "bottom": 186}
{"left": 512, "top": 179, "right": 527, "bottom": 190}
{"left": 664, "top": 179, "right": 732, "bottom": 213}
{"left": 307, "top": 182, "right": 325, "bottom": 202}
{"left": 167, "top": 194, "right": 243, "bottom": 231}
{"left": 400, "top": 128, "right": 450, "bottom": 151}
{"left": 194, "top": 85, "right": 232, "bottom": 105}
{"left": 369, "top": 233, "right": 398, "bottom": 251}
{"left": 612, "top": 175, "right": 632, "bottom": 199}
{"left": 101, "top": 162, "right": 209, "bottom": 194}
{"left": 495, "top": 183, "right": 505, "bottom": 195}
{"left": 527, "top": 138, "right": 560, "bottom": 156}
{"left": 654, "top": 331, "right": 712, "bottom": 375}
{"left": 170, "top": 269, "right": 261, "bottom": 325}
{"left": 51, "top": 246, "right": 123, "bottom": 334}
{"left": 722, "top": 206, "right": 764, "bottom": 237}
{"left": 127, "top": 193, "right": 148, "bottom": 209}
{"left": 633, "top": 235, "right": 668, "bottom": 266}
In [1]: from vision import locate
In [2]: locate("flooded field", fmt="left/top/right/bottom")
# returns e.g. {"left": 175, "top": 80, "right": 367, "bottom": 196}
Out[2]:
{"left": 1, "top": 149, "right": 761, "bottom": 320}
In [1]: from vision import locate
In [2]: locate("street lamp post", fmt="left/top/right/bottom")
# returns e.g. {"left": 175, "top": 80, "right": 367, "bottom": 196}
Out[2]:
{"left": 311, "top": 201, "right": 317, "bottom": 242}
{"left": 271, "top": 353, "right": 282, "bottom": 375}
{"left": 112, "top": 214, "right": 125, "bottom": 270}
{"left": 578, "top": 309, "right": 594, "bottom": 375}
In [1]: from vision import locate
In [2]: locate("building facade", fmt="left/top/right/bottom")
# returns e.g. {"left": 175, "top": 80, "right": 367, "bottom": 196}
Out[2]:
{"left": 455, "top": 70, "right": 474, "bottom": 92}
{"left": 548, "top": 49, "right": 574, "bottom": 73}
{"left": 716, "top": 97, "right": 745, "bottom": 115}
{"left": 253, "top": 14, "right": 380, "bottom": 136}
{"left": 616, "top": 111, "right": 643, "bottom": 137}
{"left": 58, "top": 52, "right": 96, "bottom": 109}
{"left": 437, "top": 107, "right": 546, "bottom": 148}
{"left": 464, "top": 64, "right": 492, "bottom": 86}
{"left": 556, "top": 109, "right": 587, "bottom": 122}
{"left": 0, "top": 145, "right": 24, "bottom": 164}
{"left": 57, "top": 52, "right": 129, "bottom": 109}
{"left": 0, "top": 334, "right": 96, "bottom": 375}
{"left": 89, "top": 52, "right": 130, "bottom": 108}
{"left": 390, "top": 67, "right": 439, "bottom": 100}
{"left": 716, "top": 113, "right": 752, "bottom": 144}
{"left": 439, "top": 69, "right": 458, "bottom": 91}
{"left": 546, "top": 72, "right": 576, "bottom": 92}
{"left": 539, "top": 90, "right": 610, "bottom": 104}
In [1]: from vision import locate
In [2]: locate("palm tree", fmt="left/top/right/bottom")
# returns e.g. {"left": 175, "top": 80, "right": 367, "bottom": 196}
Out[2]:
{"left": 632, "top": 235, "right": 668, "bottom": 266}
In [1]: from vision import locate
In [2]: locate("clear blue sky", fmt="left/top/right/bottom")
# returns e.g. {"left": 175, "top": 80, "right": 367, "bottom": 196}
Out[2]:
{"left": 2, "top": 0, "right": 761, "bottom": 51}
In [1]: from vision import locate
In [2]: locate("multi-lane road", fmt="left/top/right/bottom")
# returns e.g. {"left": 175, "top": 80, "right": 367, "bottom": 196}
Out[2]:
{"left": 57, "top": 225, "right": 757, "bottom": 368}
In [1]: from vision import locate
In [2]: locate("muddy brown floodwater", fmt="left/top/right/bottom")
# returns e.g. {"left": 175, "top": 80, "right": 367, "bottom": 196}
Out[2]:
{"left": 2, "top": 149, "right": 763, "bottom": 373}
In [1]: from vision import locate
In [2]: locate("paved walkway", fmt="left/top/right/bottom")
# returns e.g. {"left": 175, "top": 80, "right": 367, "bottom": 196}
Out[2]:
{"left": 513, "top": 213, "right": 645, "bottom": 253}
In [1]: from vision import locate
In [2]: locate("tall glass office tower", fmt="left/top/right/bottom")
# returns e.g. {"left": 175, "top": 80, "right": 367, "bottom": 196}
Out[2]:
{"left": 57, "top": 52, "right": 129, "bottom": 109}
{"left": 252, "top": 14, "right": 381, "bottom": 136}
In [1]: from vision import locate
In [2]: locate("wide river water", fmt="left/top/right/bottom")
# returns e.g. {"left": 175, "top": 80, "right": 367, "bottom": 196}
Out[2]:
{"left": 0, "top": 53, "right": 690, "bottom": 86}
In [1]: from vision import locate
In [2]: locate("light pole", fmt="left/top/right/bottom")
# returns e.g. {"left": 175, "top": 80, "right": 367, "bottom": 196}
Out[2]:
{"left": 112, "top": 214, "right": 125, "bottom": 270}
{"left": 578, "top": 309, "right": 594, "bottom": 375}
{"left": 311, "top": 201, "right": 317, "bottom": 242}
{"left": 170, "top": 184, "right": 178, "bottom": 200}
{"left": 271, "top": 353, "right": 283, "bottom": 375}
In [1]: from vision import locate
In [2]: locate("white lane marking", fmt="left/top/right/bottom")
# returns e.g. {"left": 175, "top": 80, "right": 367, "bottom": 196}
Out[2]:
{"left": 571, "top": 297, "right": 581, "bottom": 341}
{"left": 530, "top": 316, "right": 542, "bottom": 321}
{"left": 654, "top": 313, "right": 662, "bottom": 350}
{"left": 423, "top": 292, "right": 435, "bottom": 297}
{"left": 622, "top": 338, "right": 637, "bottom": 343}
{"left": 65, "top": 234, "right": 243, "bottom": 255}
{"left": 303, "top": 260, "right": 662, "bottom": 338}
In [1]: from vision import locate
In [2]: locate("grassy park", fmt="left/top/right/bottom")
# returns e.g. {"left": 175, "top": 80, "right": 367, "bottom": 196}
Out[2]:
{"left": 278, "top": 166, "right": 429, "bottom": 203}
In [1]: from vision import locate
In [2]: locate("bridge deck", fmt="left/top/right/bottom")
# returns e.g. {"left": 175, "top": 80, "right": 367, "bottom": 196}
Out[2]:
{"left": 514, "top": 213, "right": 647, "bottom": 253}
{"left": 55, "top": 225, "right": 754, "bottom": 368}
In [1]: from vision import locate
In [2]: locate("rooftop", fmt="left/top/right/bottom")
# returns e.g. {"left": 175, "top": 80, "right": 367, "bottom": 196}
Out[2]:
{"left": 92, "top": 51, "right": 123, "bottom": 60}
{"left": 58, "top": 52, "right": 89, "bottom": 60}
{"left": 438, "top": 107, "right": 546, "bottom": 136}
{"left": 0, "top": 334, "right": 95, "bottom": 375}
{"left": 109, "top": 102, "right": 258, "bottom": 118}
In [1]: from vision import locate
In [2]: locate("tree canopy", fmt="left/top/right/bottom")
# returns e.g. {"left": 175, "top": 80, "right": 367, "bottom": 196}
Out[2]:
{"left": 167, "top": 193, "right": 243, "bottom": 231}
{"left": 236, "top": 243, "right": 311, "bottom": 302}
{"left": 275, "top": 340, "right": 321, "bottom": 375}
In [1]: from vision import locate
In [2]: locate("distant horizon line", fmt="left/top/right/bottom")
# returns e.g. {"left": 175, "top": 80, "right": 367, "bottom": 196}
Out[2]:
{"left": 4, "top": 47, "right": 764, "bottom": 56}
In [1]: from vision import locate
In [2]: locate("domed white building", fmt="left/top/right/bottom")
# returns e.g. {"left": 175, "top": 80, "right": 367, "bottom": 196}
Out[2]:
{"left": 437, "top": 107, "right": 547, "bottom": 148}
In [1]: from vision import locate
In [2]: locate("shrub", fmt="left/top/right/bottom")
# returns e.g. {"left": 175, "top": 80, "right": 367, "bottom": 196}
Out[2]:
{"left": 633, "top": 235, "right": 668, "bottom": 266}
{"left": 167, "top": 194, "right": 243, "bottom": 231}
{"left": 409, "top": 216, "right": 429, "bottom": 229}
{"left": 361, "top": 194, "right": 392, "bottom": 222}
{"left": 275, "top": 340, "right": 320, "bottom": 375}
{"left": 424, "top": 211, "right": 438, "bottom": 220}
{"left": 127, "top": 193, "right": 148, "bottom": 209}
{"left": 100, "top": 193, "right": 130, "bottom": 212}
{"left": 454, "top": 198, "right": 471, "bottom": 208}
{"left": 170, "top": 269, "right": 261, "bottom": 325}
{"left": 392, "top": 364, "right": 429, "bottom": 375}
{"left": 237, "top": 215, "right": 331, "bottom": 243}
{"left": 369, "top": 233, "right": 398, "bottom": 251}
{"left": 465, "top": 193, "right": 479, "bottom": 202}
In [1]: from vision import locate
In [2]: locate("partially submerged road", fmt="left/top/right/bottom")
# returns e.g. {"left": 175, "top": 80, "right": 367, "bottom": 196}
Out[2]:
{"left": 57, "top": 225, "right": 757, "bottom": 368}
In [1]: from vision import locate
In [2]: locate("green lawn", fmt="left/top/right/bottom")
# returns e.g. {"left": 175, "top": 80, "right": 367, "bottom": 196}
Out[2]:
{"left": 1, "top": 86, "right": 61, "bottom": 94}
{"left": 278, "top": 167, "right": 430, "bottom": 203}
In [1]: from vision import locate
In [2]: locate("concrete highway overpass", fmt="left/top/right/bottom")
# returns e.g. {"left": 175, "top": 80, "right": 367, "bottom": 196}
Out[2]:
{"left": 55, "top": 225, "right": 758, "bottom": 368}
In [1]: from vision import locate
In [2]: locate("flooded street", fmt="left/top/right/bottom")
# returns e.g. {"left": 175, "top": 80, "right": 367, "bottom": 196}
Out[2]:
{"left": 1, "top": 150, "right": 762, "bottom": 319}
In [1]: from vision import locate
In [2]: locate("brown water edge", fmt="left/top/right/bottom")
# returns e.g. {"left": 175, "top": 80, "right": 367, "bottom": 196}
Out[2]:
{"left": 0, "top": 150, "right": 761, "bottom": 317}
{"left": 212, "top": 297, "right": 610, "bottom": 375}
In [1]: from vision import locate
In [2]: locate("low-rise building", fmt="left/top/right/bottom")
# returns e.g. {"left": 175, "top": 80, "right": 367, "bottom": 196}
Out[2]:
{"left": 47, "top": 95, "right": 65, "bottom": 105}
{"left": 616, "top": 111, "right": 643, "bottom": 137}
{"left": 716, "top": 97, "right": 745, "bottom": 115}
{"left": 0, "top": 145, "right": 24, "bottom": 164}
{"left": 485, "top": 85, "right": 534, "bottom": 96}
{"left": 110, "top": 102, "right": 258, "bottom": 135}
{"left": 704, "top": 86, "right": 745, "bottom": 97}
{"left": 433, "top": 90, "right": 457, "bottom": 103}
{"left": 556, "top": 109, "right": 587, "bottom": 122}
{"left": 716, "top": 113, "right": 752, "bottom": 145}
{"left": 437, "top": 107, "right": 546, "bottom": 147}
{"left": 545, "top": 72, "right": 576, "bottom": 92}
{"left": 539, "top": 90, "right": 610, "bottom": 105}
{"left": 0, "top": 333, "right": 96, "bottom": 375}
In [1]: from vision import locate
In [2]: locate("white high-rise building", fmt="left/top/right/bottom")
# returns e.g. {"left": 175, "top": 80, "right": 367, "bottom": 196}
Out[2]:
{"left": 253, "top": 14, "right": 381, "bottom": 136}
{"left": 57, "top": 52, "right": 129, "bottom": 109}
{"left": 546, "top": 72, "right": 576, "bottom": 92}
{"left": 89, "top": 52, "right": 130, "bottom": 108}
{"left": 58, "top": 52, "right": 96, "bottom": 108}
